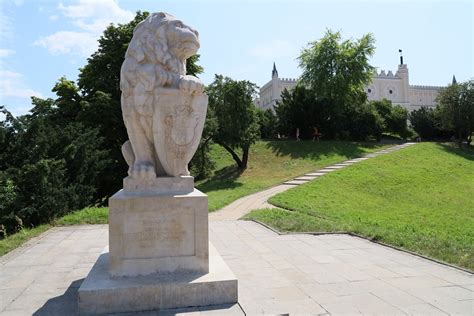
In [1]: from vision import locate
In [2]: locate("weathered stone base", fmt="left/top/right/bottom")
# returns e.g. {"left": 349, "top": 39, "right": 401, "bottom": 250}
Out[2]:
{"left": 78, "top": 244, "right": 238, "bottom": 315}
{"left": 109, "top": 189, "right": 209, "bottom": 277}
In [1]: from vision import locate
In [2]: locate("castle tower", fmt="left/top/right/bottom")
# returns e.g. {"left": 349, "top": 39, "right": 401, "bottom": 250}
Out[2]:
{"left": 396, "top": 51, "right": 410, "bottom": 104}
{"left": 271, "top": 62, "right": 279, "bottom": 106}
{"left": 272, "top": 62, "right": 278, "bottom": 78}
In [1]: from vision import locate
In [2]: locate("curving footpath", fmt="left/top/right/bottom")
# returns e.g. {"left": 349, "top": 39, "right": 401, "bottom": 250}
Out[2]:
{"left": 210, "top": 142, "right": 416, "bottom": 221}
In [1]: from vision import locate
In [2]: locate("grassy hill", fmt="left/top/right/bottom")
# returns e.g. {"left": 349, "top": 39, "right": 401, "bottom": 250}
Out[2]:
{"left": 247, "top": 143, "right": 474, "bottom": 270}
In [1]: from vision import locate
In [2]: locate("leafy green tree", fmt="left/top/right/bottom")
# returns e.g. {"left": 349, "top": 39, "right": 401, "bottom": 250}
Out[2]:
{"left": 371, "top": 99, "right": 410, "bottom": 138}
{"left": 189, "top": 105, "right": 218, "bottom": 179}
{"left": 298, "top": 30, "right": 375, "bottom": 106}
{"left": 437, "top": 80, "right": 474, "bottom": 146}
{"left": 345, "top": 102, "right": 384, "bottom": 141}
{"left": 388, "top": 105, "right": 410, "bottom": 138}
{"left": 206, "top": 75, "right": 260, "bottom": 169}
{"left": 276, "top": 85, "right": 362, "bottom": 140}
{"left": 0, "top": 93, "right": 108, "bottom": 235}
{"left": 409, "top": 107, "right": 444, "bottom": 140}
{"left": 186, "top": 54, "right": 205, "bottom": 77}
{"left": 256, "top": 108, "right": 278, "bottom": 139}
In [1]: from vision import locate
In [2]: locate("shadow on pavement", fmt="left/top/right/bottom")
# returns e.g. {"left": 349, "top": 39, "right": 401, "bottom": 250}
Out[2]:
{"left": 33, "top": 278, "right": 83, "bottom": 316}
{"left": 34, "top": 278, "right": 243, "bottom": 315}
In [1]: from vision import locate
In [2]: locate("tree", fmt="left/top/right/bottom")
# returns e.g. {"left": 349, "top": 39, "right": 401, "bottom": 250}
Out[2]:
{"left": 371, "top": 99, "right": 410, "bottom": 138}
{"left": 345, "top": 102, "right": 384, "bottom": 141}
{"left": 275, "top": 86, "right": 331, "bottom": 139}
{"left": 256, "top": 108, "right": 278, "bottom": 139}
{"left": 437, "top": 80, "right": 474, "bottom": 146}
{"left": 298, "top": 30, "right": 375, "bottom": 106}
{"left": 189, "top": 105, "right": 218, "bottom": 179}
{"left": 206, "top": 75, "right": 260, "bottom": 169}
{"left": 409, "top": 107, "right": 446, "bottom": 140}
{"left": 0, "top": 94, "right": 108, "bottom": 235}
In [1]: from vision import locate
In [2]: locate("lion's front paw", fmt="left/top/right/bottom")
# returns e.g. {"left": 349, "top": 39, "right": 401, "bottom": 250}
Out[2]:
{"left": 129, "top": 163, "right": 156, "bottom": 180}
{"left": 179, "top": 75, "right": 204, "bottom": 95}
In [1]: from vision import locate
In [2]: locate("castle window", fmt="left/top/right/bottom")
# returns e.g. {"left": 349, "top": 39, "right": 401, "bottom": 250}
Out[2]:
{"left": 389, "top": 89, "right": 393, "bottom": 94}
{"left": 367, "top": 88, "right": 372, "bottom": 93}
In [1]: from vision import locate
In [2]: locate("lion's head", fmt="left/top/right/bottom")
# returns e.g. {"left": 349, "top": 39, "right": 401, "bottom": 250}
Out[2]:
{"left": 125, "top": 12, "right": 200, "bottom": 75}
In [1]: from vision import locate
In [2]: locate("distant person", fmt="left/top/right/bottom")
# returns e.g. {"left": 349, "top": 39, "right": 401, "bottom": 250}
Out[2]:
{"left": 312, "top": 126, "right": 320, "bottom": 142}
{"left": 296, "top": 128, "right": 301, "bottom": 141}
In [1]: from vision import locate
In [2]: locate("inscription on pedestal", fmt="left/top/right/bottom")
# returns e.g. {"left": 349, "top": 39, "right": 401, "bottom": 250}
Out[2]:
{"left": 123, "top": 211, "right": 195, "bottom": 259}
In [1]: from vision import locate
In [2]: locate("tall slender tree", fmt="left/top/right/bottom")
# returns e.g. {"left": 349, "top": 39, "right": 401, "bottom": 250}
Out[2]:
{"left": 437, "top": 80, "right": 474, "bottom": 146}
{"left": 298, "top": 30, "right": 375, "bottom": 106}
{"left": 206, "top": 75, "right": 260, "bottom": 169}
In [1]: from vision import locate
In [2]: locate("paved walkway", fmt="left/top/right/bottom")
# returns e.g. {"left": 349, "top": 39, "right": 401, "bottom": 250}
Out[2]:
{"left": 1, "top": 222, "right": 472, "bottom": 315}
{"left": 210, "top": 142, "right": 416, "bottom": 221}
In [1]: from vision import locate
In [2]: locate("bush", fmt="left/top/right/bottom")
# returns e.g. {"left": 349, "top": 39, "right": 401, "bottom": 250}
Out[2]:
{"left": 409, "top": 107, "right": 452, "bottom": 140}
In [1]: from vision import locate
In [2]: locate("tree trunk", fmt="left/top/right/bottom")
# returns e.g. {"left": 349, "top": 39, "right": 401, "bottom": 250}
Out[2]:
{"left": 217, "top": 142, "right": 243, "bottom": 168}
{"left": 241, "top": 144, "right": 249, "bottom": 170}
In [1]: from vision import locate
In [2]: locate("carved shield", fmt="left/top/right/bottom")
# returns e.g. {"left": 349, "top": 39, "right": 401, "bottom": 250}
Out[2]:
{"left": 152, "top": 88, "right": 208, "bottom": 177}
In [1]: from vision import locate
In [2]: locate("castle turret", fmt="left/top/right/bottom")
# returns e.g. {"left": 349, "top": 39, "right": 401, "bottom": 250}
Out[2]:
{"left": 272, "top": 62, "right": 278, "bottom": 78}
{"left": 396, "top": 50, "right": 409, "bottom": 104}
{"left": 271, "top": 62, "right": 279, "bottom": 106}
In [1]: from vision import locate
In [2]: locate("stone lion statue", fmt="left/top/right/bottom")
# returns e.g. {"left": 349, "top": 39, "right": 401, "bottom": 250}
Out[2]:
{"left": 120, "top": 12, "right": 207, "bottom": 180}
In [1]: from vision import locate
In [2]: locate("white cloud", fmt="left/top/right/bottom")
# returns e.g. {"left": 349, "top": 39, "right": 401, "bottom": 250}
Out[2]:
{"left": 0, "top": 7, "right": 13, "bottom": 41}
{"left": 0, "top": 70, "right": 43, "bottom": 99}
{"left": 249, "top": 40, "right": 295, "bottom": 58}
{"left": 59, "top": 0, "right": 132, "bottom": 19}
{"left": 34, "top": 0, "right": 134, "bottom": 57}
{"left": 34, "top": 31, "right": 98, "bottom": 56}
{"left": 49, "top": 14, "right": 58, "bottom": 21}
{"left": 0, "top": 49, "right": 15, "bottom": 58}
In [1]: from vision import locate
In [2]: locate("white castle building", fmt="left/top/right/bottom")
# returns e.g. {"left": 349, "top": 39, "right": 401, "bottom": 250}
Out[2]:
{"left": 257, "top": 58, "right": 446, "bottom": 112}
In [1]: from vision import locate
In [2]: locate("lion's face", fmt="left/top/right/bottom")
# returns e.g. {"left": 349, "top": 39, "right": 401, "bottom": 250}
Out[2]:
{"left": 164, "top": 18, "right": 200, "bottom": 60}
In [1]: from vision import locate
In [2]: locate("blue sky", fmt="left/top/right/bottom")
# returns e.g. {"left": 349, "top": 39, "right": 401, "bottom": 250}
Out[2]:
{"left": 1, "top": 0, "right": 473, "bottom": 117}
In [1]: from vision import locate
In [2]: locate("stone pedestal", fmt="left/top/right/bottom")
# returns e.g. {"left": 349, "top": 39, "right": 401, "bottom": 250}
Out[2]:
{"left": 78, "top": 244, "right": 237, "bottom": 314}
{"left": 108, "top": 188, "right": 209, "bottom": 276}
{"left": 78, "top": 178, "right": 238, "bottom": 314}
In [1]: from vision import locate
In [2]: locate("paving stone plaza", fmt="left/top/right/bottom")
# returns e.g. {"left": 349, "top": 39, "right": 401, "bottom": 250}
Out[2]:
{"left": 1, "top": 143, "right": 472, "bottom": 315}
{"left": 0, "top": 221, "right": 472, "bottom": 315}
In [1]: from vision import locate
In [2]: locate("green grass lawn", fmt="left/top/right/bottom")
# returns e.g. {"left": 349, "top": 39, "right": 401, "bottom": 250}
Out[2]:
{"left": 246, "top": 143, "right": 474, "bottom": 270}
{"left": 0, "top": 224, "right": 51, "bottom": 257}
{"left": 197, "top": 140, "right": 388, "bottom": 211}
{"left": 0, "top": 140, "right": 387, "bottom": 256}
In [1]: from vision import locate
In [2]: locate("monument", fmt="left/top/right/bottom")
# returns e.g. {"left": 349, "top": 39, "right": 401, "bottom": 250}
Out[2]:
{"left": 78, "top": 12, "right": 238, "bottom": 314}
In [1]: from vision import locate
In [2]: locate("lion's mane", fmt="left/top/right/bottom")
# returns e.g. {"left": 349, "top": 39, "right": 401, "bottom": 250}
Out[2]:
{"left": 120, "top": 12, "right": 185, "bottom": 98}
